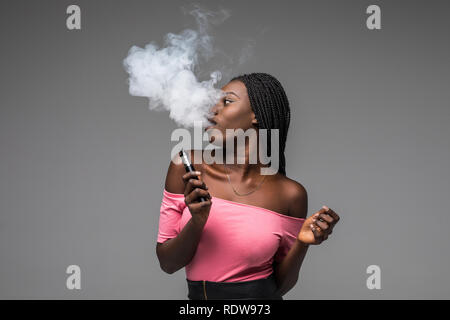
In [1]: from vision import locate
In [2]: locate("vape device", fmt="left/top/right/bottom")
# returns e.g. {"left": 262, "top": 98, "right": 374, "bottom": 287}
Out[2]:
{"left": 179, "top": 149, "right": 207, "bottom": 202}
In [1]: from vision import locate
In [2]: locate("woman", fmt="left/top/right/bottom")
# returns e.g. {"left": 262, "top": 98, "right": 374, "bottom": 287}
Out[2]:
{"left": 156, "top": 73, "right": 340, "bottom": 300}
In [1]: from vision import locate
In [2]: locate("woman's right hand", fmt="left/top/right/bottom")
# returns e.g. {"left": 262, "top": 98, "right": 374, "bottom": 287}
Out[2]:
{"left": 182, "top": 171, "right": 212, "bottom": 227}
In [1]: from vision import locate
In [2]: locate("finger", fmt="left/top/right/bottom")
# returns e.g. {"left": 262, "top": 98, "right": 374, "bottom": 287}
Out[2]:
{"left": 186, "top": 187, "right": 211, "bottom": 203}
{"left": 184, "top": 178, "right": 208, "bottom": 197}
{"left": 316, "top": 215, "right": 336, "bottom": 235}
{"left": 185, "top": 188, "right": 211, "bottom": 204}
{"left": 310, "top": 225, "right": 323, "bottom": 243}
{"left": 321, "top": 207, "right": 339, "bottom": 232}
{"left": 182, "top": 171, "right": 202, "bottom": 182}
{"left": 323, "top": 206, "right": 340, "bottom": 222}
{"left": 319, "top": 226, "right": 331, "bottom": 240}
{"left": 313, "top": 219, "right": 327, "bottom": 235}
{"left": 182, "top": 172, "right": 200, "bottom": 190}
{"left": 315, "top": 219, "right": 329, "bottom": 231}
{"left": 310, "top": 223, "right": 323, "bottom": 241}
{"left": 188, "top": 199, "right": 212, "bottom": 210}
{"left": 318, "top": 214, "right": 339, "bottom": 235}
{"left": 317, "top": 213, "right": 333, "bottom": 224}
{"left": 311, "top": 208, "right": 327, "bottom": 220}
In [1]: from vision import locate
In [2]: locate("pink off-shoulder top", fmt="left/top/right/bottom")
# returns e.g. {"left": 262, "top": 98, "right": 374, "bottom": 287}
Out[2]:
{"left": 157, "top": 189, "right": 305, "bottom": 282}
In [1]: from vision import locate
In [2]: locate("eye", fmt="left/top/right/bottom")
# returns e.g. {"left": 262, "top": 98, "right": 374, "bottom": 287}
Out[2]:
{"left": 224, "top": 98, "right": 233, "bottom": 105}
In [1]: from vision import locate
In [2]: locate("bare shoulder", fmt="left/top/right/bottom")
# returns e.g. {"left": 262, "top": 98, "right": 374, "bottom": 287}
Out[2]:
{"left": 279, "top": 175, "right": 308, "bottom": 219}
{"left": 164, "top": 149, "right": 203, "bottom": 194}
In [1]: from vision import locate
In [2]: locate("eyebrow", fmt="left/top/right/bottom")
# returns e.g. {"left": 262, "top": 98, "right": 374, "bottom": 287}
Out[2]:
{"left": 225, "top": 91, "right": 240, "bottom": 98}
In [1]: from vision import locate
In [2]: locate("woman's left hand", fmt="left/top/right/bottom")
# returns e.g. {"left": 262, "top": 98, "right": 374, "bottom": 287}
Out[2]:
{"left": 297, "top": 206, "right": 340, "bottom": 245}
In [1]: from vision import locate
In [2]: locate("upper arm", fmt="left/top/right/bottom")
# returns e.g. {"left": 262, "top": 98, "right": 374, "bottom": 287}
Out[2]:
{"left": 286, "top": 180, "right": 308, "bottom": 219}
{"left": 164, "top": 149, "right": 191, "bottom": 194}
{"left": 165, "top": 149, "right": 203, "bottom": 194}
{"left": 158, "top": 149, "right": 189, "bottom": 259}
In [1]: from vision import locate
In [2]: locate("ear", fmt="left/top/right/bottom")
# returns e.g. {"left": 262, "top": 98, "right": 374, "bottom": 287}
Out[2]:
{"left": 251, "top": 115, "right": 259, "bottom": 127}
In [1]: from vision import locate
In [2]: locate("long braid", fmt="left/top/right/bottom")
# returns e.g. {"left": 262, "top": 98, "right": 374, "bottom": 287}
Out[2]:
{"left": 230, "top": 73, "right": 291, "bottom": 176}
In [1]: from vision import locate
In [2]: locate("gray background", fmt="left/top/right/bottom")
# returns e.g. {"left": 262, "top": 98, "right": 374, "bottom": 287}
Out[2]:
{"left": 1, "top": 0, "right": 449, "bottom": 299}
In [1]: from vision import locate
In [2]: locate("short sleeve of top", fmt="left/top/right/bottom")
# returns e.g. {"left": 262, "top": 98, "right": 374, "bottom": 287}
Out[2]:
{"left": 157, "top": 189, "right": 186, "bottom": 243}
{"left": 273, "top": 218, "right": 304, "bottom": 263}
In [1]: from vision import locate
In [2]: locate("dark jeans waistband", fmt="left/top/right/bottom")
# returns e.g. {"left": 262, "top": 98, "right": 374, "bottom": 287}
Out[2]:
{"left": 186, "top": 273, "right": 283, "bottom": 300}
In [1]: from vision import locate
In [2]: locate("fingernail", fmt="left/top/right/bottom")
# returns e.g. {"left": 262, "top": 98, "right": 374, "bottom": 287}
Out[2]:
{"left": 322, "top": 205, "right": 329, "bottom": 211}
{"left": 196, "top": 171, "right": 201, "bottom": 175}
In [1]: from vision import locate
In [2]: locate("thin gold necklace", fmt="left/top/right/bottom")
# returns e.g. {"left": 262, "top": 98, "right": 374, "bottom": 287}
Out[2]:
{"left": 223, "top": 163, "right": 267, "bottom": 197}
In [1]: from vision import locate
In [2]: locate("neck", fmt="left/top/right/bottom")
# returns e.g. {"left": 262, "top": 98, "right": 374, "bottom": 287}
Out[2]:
{"left": 210, "top": 136, "right": 268, "bottom": 179}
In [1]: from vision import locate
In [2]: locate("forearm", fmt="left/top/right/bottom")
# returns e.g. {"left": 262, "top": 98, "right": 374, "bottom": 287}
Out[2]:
{"left": 274, "top": 239, "right": 309, "bottom": 296}
{"left": 158, "top": 217, "right": 206, "bottom": 274}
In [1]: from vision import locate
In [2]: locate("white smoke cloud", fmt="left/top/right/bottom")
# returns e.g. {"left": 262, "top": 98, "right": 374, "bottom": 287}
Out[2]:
{"left": 122, "top": 5, "right": 229, "bottom": 128}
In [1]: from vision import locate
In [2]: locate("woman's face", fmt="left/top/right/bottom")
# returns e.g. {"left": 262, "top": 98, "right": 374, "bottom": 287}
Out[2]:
{"left": 205, "top": 80, "right": 258, "bottom": 145}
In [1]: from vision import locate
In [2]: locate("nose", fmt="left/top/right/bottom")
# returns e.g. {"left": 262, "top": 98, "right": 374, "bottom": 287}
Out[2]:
{"left": 209, "top": 102, "right": 220, "bottom": 117}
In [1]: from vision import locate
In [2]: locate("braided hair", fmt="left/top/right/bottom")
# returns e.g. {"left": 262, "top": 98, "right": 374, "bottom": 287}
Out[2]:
{"left": 230, "top": 73, "right": 291, "bottom": 176}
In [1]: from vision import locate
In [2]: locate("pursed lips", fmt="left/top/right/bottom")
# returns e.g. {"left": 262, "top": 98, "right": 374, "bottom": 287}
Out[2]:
{"left": 205, "top": 118, "right": 217, "bottom": 130}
